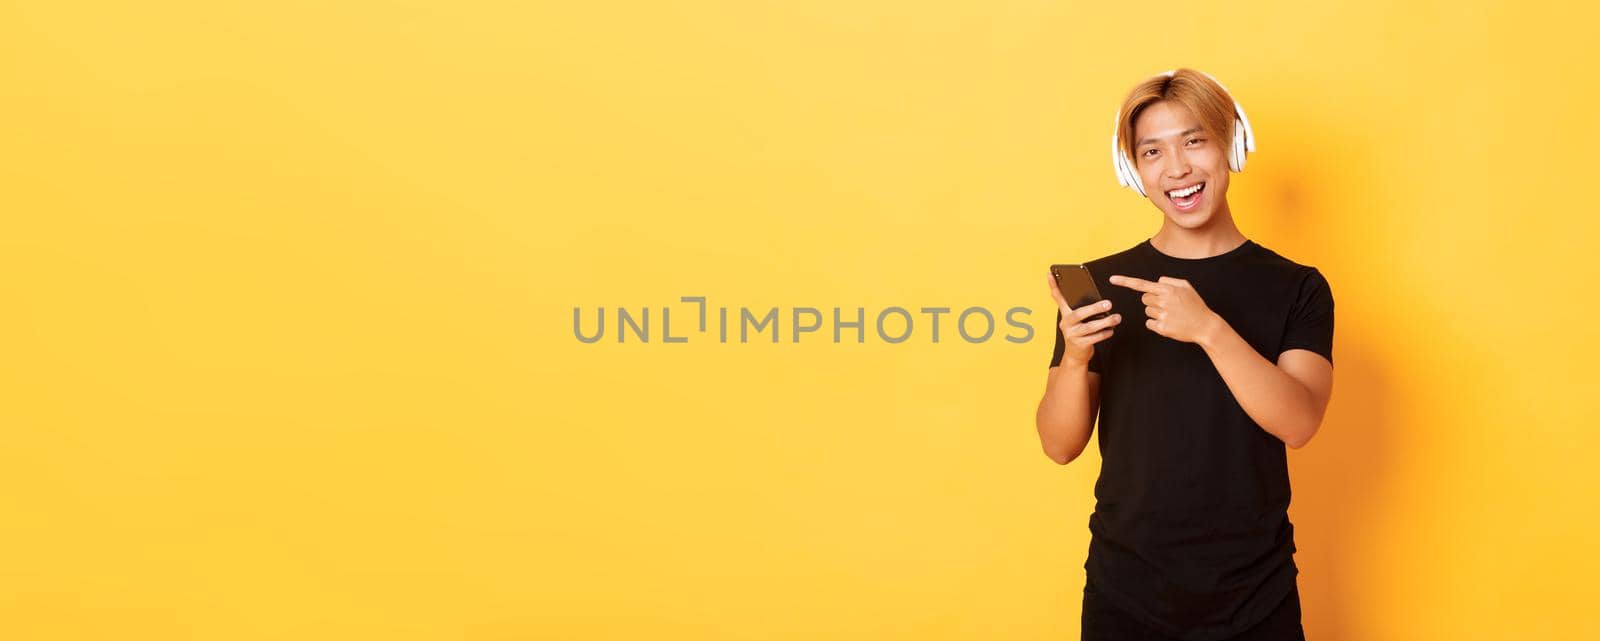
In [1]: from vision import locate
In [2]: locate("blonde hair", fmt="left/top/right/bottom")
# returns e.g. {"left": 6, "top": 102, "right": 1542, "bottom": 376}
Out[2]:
{"left": 1116, "top": 68, "right": 1238, "bottom": 165}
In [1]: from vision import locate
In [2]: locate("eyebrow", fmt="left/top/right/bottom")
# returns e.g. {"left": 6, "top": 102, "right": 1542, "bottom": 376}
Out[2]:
{"left": 1137, "top": 126, "right": 1205, "bottom": 148}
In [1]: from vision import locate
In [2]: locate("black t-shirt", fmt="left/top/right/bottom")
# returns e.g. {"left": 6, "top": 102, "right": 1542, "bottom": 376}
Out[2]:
{"left": 1049, "top": 237, "right": 1334, "bottom": 641}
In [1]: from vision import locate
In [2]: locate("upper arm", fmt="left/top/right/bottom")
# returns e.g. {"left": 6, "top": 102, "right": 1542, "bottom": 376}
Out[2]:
{"left": 1276, "top": 348, "right": 1333, "bottom": 418}
{"left": 1277, "top": 266, "right": 1335, "bottom": 416}
{"left": 1279, "top": 267, "right": 1334, "bottom": 365}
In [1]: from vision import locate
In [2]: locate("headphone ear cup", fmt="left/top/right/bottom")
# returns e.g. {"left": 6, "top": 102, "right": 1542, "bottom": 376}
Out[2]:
{"left": 1237, "top": 122, "right": 1248, "bottom": 172}
{"left": 1112, "top": 133, "right": 1130, "bottom": 189}
{"left": 1123, "top": 149, "right": 1146, "bottom": 197}
{"left": 1230, "top": 118, "right": 1244, "bottom": 172}
{"left": 1234, "top": 101, "right": 1255, "bottom": 171}
{"left": 1236, "top": 102, "right": 1256, "bottom": 154}
{"left": 1111, "top": 112, "right": 1134, "bottom": 192}
{"left": 1113, "top": 134, "right": 1137, "bottom": 196}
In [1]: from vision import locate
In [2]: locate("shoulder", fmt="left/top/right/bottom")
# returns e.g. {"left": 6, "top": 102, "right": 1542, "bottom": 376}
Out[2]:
{"left": 1247, "top": 244, "right": 1334, "bottom": 316}
{"left": 1245, "top": 242, "right": 1330, "bottom": 285}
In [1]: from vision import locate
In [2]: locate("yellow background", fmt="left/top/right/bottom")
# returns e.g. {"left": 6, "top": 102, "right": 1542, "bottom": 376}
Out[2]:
{"left": 3, "top": 1, "right": 1595, "bottom": 639}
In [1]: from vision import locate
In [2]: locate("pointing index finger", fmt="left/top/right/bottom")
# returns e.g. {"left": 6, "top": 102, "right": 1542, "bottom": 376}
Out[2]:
{"left": 1109, "top": 274, "right": 1160, "bottom": 292}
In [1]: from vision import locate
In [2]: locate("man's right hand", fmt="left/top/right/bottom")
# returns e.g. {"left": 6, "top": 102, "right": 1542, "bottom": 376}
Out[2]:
{"left": 1048, "top": 274, "right": 1121, "bottom": 368}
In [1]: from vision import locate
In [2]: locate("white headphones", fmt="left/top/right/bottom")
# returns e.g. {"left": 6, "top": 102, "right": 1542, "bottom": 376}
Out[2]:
{"left": 1111, "top": 69, "right": 1256, "bottom": 198}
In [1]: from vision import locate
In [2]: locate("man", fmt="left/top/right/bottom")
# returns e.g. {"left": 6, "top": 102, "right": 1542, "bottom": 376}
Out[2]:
{"left": 1035, "top": 68, "right": 1334, "bottom": 641}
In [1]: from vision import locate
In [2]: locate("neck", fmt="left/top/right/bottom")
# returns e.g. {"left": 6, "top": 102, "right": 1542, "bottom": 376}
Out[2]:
{"left": 1151, "top": 198, "right": 1247, "bottom": 259}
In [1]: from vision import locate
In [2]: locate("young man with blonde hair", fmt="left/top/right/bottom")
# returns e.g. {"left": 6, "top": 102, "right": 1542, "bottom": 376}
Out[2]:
{"left": 1037, "top": 68, "right": 1334, "bottom": 640}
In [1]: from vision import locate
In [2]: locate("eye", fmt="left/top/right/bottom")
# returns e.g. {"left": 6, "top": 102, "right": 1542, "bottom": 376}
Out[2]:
{"left": 1186, "top": 137, "right": 1205, "bottom": 146}
{"left": 1142, "top": 148, "right": 1158, "bottom": 157}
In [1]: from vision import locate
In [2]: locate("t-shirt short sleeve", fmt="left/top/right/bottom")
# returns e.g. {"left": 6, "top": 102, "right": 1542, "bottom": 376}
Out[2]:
{"left": 1049, "top": 308, "right": 1102, "bottom": 373}
{"left": 1279, "top": 267, "right": 1335, "bottom": 365}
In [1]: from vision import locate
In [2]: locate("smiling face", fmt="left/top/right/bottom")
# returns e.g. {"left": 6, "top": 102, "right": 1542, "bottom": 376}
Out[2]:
{"left": 1131, "top": 101, "right": 1231, "bottom": 228}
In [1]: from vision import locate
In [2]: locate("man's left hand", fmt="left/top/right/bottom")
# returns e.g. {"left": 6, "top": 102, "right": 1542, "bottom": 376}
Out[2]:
{"left": 1108, "top": 275, "right": 1220, "bottom": 345}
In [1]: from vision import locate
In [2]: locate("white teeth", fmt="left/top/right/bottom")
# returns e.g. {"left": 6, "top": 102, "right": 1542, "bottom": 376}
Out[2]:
{"left": 1167, "top": 183, "right": 1203, "bottom": 198}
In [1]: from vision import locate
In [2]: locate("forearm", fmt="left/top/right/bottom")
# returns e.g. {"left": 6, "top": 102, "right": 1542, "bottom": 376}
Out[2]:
{"left": 1036, "top": 363, "right": 1096, "bottom": 464}
{"left": 1197, "top": 315, "right": 1319, "bottom": 448}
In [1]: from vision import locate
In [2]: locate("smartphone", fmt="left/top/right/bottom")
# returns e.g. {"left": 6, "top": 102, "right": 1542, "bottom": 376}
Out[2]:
{"left": 1050, "top": 264, "right": 1110, "bottom": 323}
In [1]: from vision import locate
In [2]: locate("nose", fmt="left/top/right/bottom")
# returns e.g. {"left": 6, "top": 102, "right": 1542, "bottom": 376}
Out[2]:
{"left": 1164, "top": 153, "right": 1191, "bottom": 180}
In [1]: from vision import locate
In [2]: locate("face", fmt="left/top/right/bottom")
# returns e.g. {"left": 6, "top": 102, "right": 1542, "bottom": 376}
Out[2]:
{"left": 1131, "top": 101, "right": 1230, "bottom": 228}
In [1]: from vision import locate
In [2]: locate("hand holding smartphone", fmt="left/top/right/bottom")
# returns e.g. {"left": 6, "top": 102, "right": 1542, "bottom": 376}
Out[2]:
{"left": 1048, "top": 264, "right": 1120, "bottom": 366}
{"left": 1050, "top": 264, "right": 1110, "bottom": 323}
